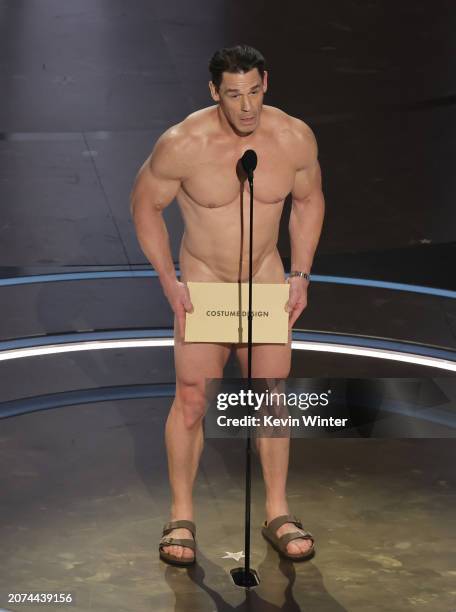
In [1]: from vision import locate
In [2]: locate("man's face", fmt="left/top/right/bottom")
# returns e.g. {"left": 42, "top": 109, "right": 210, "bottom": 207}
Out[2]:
{"left": 209, "top": 68, "right": 268, "bottom": 135}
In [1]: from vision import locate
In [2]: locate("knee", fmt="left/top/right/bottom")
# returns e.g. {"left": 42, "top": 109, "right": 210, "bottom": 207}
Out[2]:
{"left": 176, "top": 383, "right": 207, "bottom": 429}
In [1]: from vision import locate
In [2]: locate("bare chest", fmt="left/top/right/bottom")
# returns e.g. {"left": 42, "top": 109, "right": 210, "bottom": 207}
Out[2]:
{"left": 180, "top": 145, "right": 295, "bottom": 208}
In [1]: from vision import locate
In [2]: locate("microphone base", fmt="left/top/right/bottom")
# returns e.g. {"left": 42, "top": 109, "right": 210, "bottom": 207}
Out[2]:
{"left": 230, "top": 566, "right": 260, "bottom": 588}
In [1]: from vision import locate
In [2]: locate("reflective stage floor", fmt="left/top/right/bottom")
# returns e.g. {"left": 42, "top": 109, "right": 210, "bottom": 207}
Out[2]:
{"left": 1, "top": 339, "right": 456, "bottom": 611}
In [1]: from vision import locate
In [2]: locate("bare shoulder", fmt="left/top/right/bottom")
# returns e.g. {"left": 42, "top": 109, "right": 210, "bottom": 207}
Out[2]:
{"left": 151, "top": 107, "right": 215, "bottom": 173}
{"left": 177, "top": 105, "right": 219, "bottom": 144}
{"left": 181, "top": 105, "right": 217, "bottom": 130}
{"left": 263, "top": 105, "right": 318, "bottom": 170}
{"left": 148, "top": 123, "right": 194, "bottom": 179}
{"left": 148, "top": 106, "right": 215, "bottom": 179}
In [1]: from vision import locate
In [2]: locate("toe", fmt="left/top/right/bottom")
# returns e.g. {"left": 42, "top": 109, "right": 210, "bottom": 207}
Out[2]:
{"left": 287, "top": 541, "right": 301, "bottom": 554}
{"left": 172, "top": 545, "right": 182, "bottom": 558}
{"left": 287, "top": 538, "right": 312, "bottom": 555}
{"left": 161, "top": 527, "right": 195, "bottom": 561}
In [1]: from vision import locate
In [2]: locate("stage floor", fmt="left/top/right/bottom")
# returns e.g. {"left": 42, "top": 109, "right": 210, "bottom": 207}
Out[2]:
{"left": 1, "top": 397, "right": 455, "bottom": 611}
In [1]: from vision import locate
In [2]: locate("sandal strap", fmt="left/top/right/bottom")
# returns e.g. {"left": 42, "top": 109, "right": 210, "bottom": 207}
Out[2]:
{"left": 279, "top": 530, "right": 314, "bottom": 547}
{"left": 162, "top": 520, "right": 196, "bottom": 537}
{"left": 159, "top": 537, "right": 196, "bottom": 551}
{"left": 266, "top": 514, "right": 302, "bottom": 534}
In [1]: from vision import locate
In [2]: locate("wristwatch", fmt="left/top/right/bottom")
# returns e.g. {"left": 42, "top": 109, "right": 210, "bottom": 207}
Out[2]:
{"left": 288, "top": 270, "right": 310, "bottom": 281}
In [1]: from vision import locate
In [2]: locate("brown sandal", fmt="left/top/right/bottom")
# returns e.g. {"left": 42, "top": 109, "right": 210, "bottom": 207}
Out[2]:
{"left": 262, "top": 514, "right": 315, "bottom": 561}
{"left": 159, "top": 519, "right": 196, "bottom": 566}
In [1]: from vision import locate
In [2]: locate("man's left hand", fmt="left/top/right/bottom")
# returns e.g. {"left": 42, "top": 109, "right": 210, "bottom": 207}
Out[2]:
{"left": 285, "top": 276, "right": 309, "bottom": 330}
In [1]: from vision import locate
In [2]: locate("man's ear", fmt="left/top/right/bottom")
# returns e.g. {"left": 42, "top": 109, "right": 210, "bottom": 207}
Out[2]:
{"left": 209, "top": 81, "right": 220, "bottom": 102}
{"left": 262, "top": 70, "right": 268, "bottom": 94}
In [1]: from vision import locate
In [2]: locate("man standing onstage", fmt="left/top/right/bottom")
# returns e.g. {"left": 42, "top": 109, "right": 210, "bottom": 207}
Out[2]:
{"left": 130, "top": 44, "right": 325, "bottom": 566}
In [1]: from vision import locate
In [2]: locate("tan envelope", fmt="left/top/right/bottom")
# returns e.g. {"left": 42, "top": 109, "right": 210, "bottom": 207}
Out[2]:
{"left": 184, "top": 281, "right": 290, "bottom": 344}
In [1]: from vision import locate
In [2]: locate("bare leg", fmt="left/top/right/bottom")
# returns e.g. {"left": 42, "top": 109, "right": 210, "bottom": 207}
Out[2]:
{"left": 256, "top": 435, "right": 312, "bottom": 554}
{"left": 256, "top": 434, "right": 289, "bottom": 513}
{"left": 166, "top": 398, "right": 204, "bottom": 515}
{"left": 234, "top": 338, "right": 313, "bottom": 555}
{"left": 161, "top": 324, "right": 231, "bottom": 561}
{"left": 161, "top": 394, "right": 204, "bottom": 561}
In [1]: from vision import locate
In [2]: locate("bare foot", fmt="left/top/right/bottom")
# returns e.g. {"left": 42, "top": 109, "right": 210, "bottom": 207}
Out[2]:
{"left": 272, "top": 521, "right": 313, "bottom": 555}
{"left": 161, "top": 527, "right": 195, "bottom": 562}
{"left": 266, "top": 509, "right": 313, "bottom": 556}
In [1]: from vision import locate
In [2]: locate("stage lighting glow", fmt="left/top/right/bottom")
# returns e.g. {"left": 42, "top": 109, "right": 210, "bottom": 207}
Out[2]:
{"left": 291, "top": 340, "right": 456, "bottom": 372}
{"left": 0, "top": 336, "right": 454, "bottom": 372}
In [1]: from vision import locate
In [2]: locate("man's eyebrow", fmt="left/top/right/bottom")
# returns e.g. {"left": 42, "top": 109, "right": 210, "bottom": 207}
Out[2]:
{"left": 225, "top": 84, "right": 262, "bottom": 93}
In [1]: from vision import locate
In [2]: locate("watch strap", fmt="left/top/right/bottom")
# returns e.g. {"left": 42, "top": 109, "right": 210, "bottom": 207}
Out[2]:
{"left": 289, "top": 271, "right": 310, "bottom": 281}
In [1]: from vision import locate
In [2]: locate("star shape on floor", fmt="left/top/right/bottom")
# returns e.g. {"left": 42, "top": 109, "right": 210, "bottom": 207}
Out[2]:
{"left": 222, "top": 550, "right": 245, "bottom": 561}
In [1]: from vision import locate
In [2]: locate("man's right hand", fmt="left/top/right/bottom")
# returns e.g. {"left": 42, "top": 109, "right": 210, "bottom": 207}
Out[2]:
{"left": 163, "top": 279, "right": 194, "bottom": 339}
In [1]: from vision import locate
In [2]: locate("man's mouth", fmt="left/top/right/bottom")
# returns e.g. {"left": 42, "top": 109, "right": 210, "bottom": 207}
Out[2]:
{"left": 240, "top": 116, "right": 255, "bottom": 122}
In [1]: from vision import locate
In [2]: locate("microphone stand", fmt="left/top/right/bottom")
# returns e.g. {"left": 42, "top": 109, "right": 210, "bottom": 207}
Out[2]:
{"left": 231, "top": 168, "right": 260, "bottom": 589}
{"left": 245, "top": 170, "right": 254, "bottom": 581}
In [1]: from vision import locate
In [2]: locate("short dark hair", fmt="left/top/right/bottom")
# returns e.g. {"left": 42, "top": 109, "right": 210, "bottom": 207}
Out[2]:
{"left": 208, "top": 44, "right": 266, "bottom": 91}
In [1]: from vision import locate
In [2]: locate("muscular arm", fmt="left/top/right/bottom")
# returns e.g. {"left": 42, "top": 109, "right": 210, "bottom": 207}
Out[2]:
{"left": 130, "top": 127, "right": 185, "bottom": 290}
{"left": 285, "top": 121, "right": 325, "bottom": 329}
{"left": 288, "top": 122, "right": 325, "bottom": 275}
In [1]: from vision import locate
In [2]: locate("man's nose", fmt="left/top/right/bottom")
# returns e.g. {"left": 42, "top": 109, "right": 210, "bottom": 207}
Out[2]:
{"left": 241, "top": 95, "right": 251, "bottom": 111}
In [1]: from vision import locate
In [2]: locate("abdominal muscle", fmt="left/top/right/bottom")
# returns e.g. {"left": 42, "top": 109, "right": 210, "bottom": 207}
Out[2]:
{"left": 179, "top": 240, "right": 286, "bottom": 285}
{"left": 175, "top": 182, "right": 289, "bottom": 285}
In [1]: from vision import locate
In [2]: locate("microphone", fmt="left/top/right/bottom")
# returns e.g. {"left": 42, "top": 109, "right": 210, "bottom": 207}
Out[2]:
{"left": 241, "top": 149, "right": 257, "bottom": 183}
